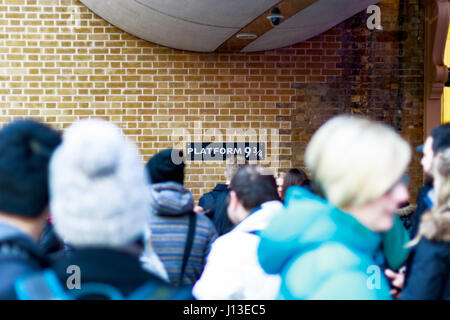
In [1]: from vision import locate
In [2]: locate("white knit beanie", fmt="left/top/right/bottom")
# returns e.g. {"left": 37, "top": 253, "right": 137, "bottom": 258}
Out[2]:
{"left": 49, "top": 119, "right": 150, "bottom": 247}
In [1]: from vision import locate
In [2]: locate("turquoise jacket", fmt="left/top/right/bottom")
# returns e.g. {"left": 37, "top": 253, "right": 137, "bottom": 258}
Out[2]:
{"left": 382, "top": 214, "right": 410, "bottom": 271}
{"left": 257, "top": 186, "right": 392, "bottom": 300}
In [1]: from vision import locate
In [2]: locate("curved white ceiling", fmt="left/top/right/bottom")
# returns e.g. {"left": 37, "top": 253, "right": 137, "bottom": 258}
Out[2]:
{"left": 242, "top": 0, "right": 381, "bottom": 52}
{"left": 80, "top": 0, "right": 381, "bottom": 53}
{"left": 133, "top": 0, "right": 279, "bottom": 28}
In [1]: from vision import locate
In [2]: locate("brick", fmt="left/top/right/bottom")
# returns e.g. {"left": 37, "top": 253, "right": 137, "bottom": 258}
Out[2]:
{"left": 0, "top": 0, "right": 423, "bottom": 201}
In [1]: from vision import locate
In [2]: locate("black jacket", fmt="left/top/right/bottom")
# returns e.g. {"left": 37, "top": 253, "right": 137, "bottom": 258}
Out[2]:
{"left": 402, "top": 210, "right": 450, "bottom": 300}
{"left": 51, "top": 247, "right": 190, "bottom": 299}
{"left": 404, "top": 185, "right": 434, "bottom": 285}
{"left": 0, "top": 223, "right": 49, "bottom": 299}
{"left": 39, "top": 221, "right": 64, "bottom": 256}
{"left": 198, "top": 184, "right": 232, "bottom": 235}
{"left": 198, "top": 184, "right": 228, "bottom": 214}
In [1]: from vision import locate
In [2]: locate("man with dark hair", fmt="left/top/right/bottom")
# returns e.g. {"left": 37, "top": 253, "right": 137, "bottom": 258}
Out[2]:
{"left": 0, "top": 120, "right": 61, "bottom": 299}
{"left": 227, "top": 165, "right": 281, "bottom": 219}
{"left": 193, "top": 165, "right": 283, "bottom": 300}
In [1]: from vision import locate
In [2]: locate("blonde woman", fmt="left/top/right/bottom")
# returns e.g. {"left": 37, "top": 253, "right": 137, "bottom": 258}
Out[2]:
{"left": 401, "top": 149, "right": 450, "bottom": 300}
{"left": 257, "top": 115, "right": 411, "bottom": 300}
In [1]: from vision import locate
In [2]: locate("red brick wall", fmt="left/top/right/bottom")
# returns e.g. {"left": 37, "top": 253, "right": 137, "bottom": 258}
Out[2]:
{"left": 290, "top": 0, "right": 424, "bottom": 201}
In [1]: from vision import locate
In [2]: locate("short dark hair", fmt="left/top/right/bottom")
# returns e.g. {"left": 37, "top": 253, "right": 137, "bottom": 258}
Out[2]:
{"left": 431, "top": 123, "right": 450, "bottom": 153}
{"left": 229, "top": 165, "right": 280, "bottom": 211}
{"left": 281, "top": 168, "right": 309, "bottom": 201}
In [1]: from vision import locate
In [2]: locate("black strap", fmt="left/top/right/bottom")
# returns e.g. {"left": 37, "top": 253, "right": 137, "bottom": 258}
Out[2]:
{"left": 0, "top": 238, "right": 49, "bottom": 268}
{"left": 179, "top": 211, "right": 197, "bottom": 285}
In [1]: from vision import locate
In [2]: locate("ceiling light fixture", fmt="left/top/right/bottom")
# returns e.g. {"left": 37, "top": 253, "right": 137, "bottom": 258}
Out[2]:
{"left": 236, "top": 33, "right": 257, "bottom": 40}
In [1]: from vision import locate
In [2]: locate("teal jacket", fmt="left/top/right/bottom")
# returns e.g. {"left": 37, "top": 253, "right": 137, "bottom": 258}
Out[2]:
{"left": 257, "top": 186, "right": 392, "bottom": 300}
{"left": 382, "top": 214, "right": 410, "bottom": 271}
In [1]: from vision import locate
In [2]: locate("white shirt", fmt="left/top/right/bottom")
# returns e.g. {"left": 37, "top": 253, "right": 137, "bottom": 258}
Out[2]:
{"left": 193, "top": 200, "right": 283, "bottom": 300}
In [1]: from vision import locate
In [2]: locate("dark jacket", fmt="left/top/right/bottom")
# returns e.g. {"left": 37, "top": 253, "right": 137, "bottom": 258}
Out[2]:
{"left": 52, "top": 247, "right": 179, "bottom": 299}
{"left": 410, "top": 185, "right": 433, "bottom": 239}
{"left": 404, "top": 185, "right": 434, "bottom": 283}
{"left": 39, "top": 221, "right": 64, "bottom": 257}
{"left": 0, "top": 222, "right": 49, "bottom": 299}
{"left": 198, "top": 184, "right": 228, "bottom": 214}
{"left": 198, "top": 184, "right": 232, "bottom": 235}
{"left": 402, "top": 209, "right": 450, "bottom": 300}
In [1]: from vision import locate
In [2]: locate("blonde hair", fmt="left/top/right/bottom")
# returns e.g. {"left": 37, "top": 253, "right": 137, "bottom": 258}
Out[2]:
{"left": 433, "top": 149, "right": 450, "bottom": 208}
{"left": 408, "top": 148, "right": 450, "bottom": 246}
{"left": 305, "top": 115, "right": 411, "bottom": 209}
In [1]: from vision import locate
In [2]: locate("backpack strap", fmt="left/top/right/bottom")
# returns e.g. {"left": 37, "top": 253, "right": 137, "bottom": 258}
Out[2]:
{"left": 15, "top": 268, "right": 194, "bottom": 300}
{"left": 15, "top": 268, "right": 128, "bottom": 300}
{"left": 0, "top": 237, "right": 49, "bottom": 269}
{"left": 14, "top": 269, "right": 73, "bottom": 300}
{"left": 128, "top": 281, "right": 193, "bottom": 300}
{"left": 179, "top": 211, "right": 197, "bottom": 286}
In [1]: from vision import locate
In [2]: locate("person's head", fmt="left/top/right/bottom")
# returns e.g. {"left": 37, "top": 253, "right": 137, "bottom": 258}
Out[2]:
{"left": 146, "top": 149, "right": 185, "bottom": 185}
{"left": 281, "top": 168, "right": 309, "bottom": 202}
{"left": 276, "top": 174, "right": 284, "bottom": 199}
{"left": 305, "top": 115, "right": 411, "bottom": 232}
{"left": 431, "top": 148, "right": 450, "bottom": 209}
{"left": 408, "top": 147, "right": 450, "bottom": 247}
{"left": 225, "top": 155, "right": 247, "bottom": 184}
{"left": 227, "top": 165, "right": 280, "bottom": 225}
{"left": 421, "top": 136, "right": 434, "bottom": 175}
{"left": 0, "top": 120, "right": 61, "bottom": 239}
{"left": 421, "top": 123, "right": 450, "bottom": 176}
{"left": 50, "top": 119, "right": 149, "bottom": 249}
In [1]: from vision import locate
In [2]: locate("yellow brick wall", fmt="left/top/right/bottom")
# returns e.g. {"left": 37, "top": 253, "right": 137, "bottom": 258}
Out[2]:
{"left": 0, "top": 0, "right": 304, "bottom": 201}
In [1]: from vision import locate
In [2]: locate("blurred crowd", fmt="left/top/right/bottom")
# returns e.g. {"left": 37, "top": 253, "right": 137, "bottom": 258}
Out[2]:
{"left": 0, "top": 115, "right": 449, "bottom": 300}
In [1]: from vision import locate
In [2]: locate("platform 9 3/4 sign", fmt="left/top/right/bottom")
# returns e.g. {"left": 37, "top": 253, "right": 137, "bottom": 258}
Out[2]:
{"left": 186, "top": 142, "right": 265, "bottom": 161}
